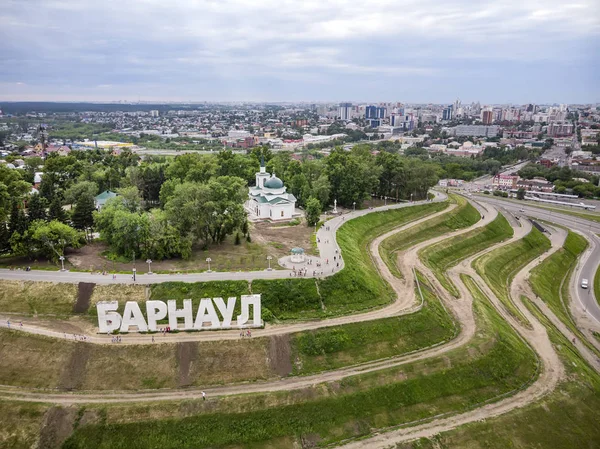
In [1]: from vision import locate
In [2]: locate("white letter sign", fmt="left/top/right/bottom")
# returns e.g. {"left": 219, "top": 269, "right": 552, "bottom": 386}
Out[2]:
{"left": 97, "top": 295, "right": 262, "bottom": 333}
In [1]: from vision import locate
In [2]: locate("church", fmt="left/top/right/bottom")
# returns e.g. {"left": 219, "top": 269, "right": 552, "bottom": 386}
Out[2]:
{"left": 247, "top": 159, "right": 297, "bottom": 221}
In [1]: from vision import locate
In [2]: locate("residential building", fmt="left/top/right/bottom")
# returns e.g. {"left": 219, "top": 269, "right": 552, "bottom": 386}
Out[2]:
{"left": 95, "top": 190, "right": 118, "bottom": 210}
{"left": 338, "top": 103, "right": 352, "bottom": 120}
{"left": 451, "top": 125, "right": 499, "bottom": 137}
{"left": 516, "top": 178, "right": 554, "bottom": 193}
{"left": 547, "top": 122, "right": 574, "bottom": 137}
{"left": 482, "top": 110, "right": 493, "bottom": 125}
{"left": 492, "top": 174, "right": 519, "bottom": 189}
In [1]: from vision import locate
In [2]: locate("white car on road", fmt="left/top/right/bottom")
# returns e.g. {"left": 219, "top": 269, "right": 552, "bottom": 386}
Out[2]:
{"left": 581, "top": 279, "right": 589, "bottom": 289}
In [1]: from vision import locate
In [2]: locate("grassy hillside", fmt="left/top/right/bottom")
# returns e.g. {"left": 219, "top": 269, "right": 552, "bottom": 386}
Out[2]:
{"left": 473, "top": 227, "right": 551, "bottom": 327}
{"left": 380, "top": 195, "right": 481, "bottom": 279}
{"left": 291, "top": 272, "right": 457, "bottom": 374}
{"left": 420, "top": 213, "right": 513, "bottom": 296}
{"left": 317, "top": 202, "right": 447, "bottom": 315}
{"left": 61, "top": 275, "right": 537, "bottom": 449}
{"left": 401, "top": 297, "right": 600, "bottom": 449}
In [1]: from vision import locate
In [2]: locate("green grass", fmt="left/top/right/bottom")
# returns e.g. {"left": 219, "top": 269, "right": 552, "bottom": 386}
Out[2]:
{"left": 420, "top": 213, "right": 513, "bottom": 297}
{"left": 402, "top": 297, "right": 600, "bottom": 449}
{"left": 0, "top": 280, "right": 77, "bottom": 316}
{"left": 291, "top": 272, "right": 457, "bottom": 374}
{"left": 595, "top": 260, "right": 600, "bottom": 310}
{"left": 529, "top": 231, "right": 600, "bottom": 357}
{"left": 251, "top": 279, "right": 322, "bottom": 321}
{"left": 0, "top": 401, "right": 49, "bottom": 449}
{"left": 317, "top": 202, "right": 447, "bottom": 315}
{"left": 473, "top": 227, "right": 551, "bottom": 328}
{"left": 61, "top": 274, "right": 538, "bottom": 449}
{"left": 380, "top": 195, "right": 481, "bottom": 279}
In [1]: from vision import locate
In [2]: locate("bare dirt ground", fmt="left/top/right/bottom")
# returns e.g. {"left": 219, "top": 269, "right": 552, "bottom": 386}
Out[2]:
{"left": 268, "top": 334, "right": 293, "bottom": 377}
{"left": 65, "top": 219, "right": 316, "bottom": 273}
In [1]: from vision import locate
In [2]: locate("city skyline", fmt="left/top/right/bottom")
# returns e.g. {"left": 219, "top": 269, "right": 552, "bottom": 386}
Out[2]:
{"left": 1, "top": 0, "right": 599, "bottom": 103}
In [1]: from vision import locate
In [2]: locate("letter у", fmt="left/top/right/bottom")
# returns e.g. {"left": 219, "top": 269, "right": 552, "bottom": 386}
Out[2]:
{"left": 167, "top": 299, "right": 194, "bottom": 330}
{"left": 97, "top": 301, "right": 122, "bottom": 333}
{"left": 213, "top": 297, "right": 236, "bottom": 328}
{"left": 237, "top": 294, "right": 262, "bottom": 327}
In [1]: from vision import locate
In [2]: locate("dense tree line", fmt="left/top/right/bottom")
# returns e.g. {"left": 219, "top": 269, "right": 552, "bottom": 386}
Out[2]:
{"left": 0, "top": 144, "right": 444, "bottom": 262}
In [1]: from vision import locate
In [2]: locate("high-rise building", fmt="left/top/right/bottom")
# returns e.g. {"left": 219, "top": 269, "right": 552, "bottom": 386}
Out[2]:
{"left": 365, "top": 105, "right": 377, "bottom": 119}
{"left": 482, "top": 110, "right": 493, "bottom": 125}
{"left": 547, "top": 122, "right": 574, "bottom": 137}
{"left": 442, "top": 105, "right": 453, "bottom": 121}
{"left": 338, "top": 103, "right": 352, "bottom": 120}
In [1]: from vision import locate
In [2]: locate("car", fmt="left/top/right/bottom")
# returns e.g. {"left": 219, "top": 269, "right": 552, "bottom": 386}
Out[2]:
{"left": 581, "top": 279, "right": 589, "bottom": 289}
{"left": 519, "top": 209, "right": 525, "bottom": 213}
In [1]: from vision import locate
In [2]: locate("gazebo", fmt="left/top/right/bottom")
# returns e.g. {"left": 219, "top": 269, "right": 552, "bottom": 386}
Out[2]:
{"left": 290, "top": 247, "right": 306, "bottom": 263}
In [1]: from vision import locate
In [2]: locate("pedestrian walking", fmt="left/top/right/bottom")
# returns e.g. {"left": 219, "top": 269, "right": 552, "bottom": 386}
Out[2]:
{"left": 152, "top": 336, "right": 155, "bottom": 343}
{"left": 202, "top": 391, "right": 206, "bottom": 400}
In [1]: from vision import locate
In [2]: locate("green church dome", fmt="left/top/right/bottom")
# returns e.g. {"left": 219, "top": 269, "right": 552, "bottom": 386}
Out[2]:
{"left": 264, "top": 176, "right": 284, "bottom": 189}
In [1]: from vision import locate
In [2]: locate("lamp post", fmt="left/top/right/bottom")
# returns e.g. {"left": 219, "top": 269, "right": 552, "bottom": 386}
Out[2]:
{"left": 206, "top": 257, "right": 212, "bottom": 273}
{"left": 384, "top": 196, "right": 387, "bottom": 206}
{"left": 267, "top": 255, "right": 273, "bottom": 271}
{"left": 59, "top": 256, "right": 65, "bottom": 272}
{"left": 146, "top": 259, "right": 153, "bottom": 274}
{"left": 353, "top": 201, "right": 356, "bottom": 212}
{"left": 132, "top": 267, "right": 137, "bottom": 282}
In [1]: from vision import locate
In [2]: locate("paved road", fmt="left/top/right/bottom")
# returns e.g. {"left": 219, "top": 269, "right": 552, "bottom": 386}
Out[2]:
{"left": 475, "top": 195, "right": 600, "bottom": 325}
{"left": 0, "top": 193, "right": 447, "bottom": 285}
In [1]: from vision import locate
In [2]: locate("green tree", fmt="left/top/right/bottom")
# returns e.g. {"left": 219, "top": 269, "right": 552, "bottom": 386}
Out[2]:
{"left": 516, "top": 188, "right": 526, "bottom": 200}
{"left": 116, "top": 186, "right": 142, "bottom": 212}
{"left": 10, "top": 220, "right": 84, "bottom": 262}
{"left": 8, "top": 200, "right": 28, "bottom": 236}
{"left": 325, "top": 149, "right": 381, "bottom": 208}
{"left": 72, "top": 193, "right": 96, "bottom": 241}
{"left": 48, "top": 196, "right": 67, "bottom": 223}
{"left": 27, "top": 193, "right": 48, "bottom": 222}
{"left": 305, "top": 197, "right": 322, "bottom": 226}
{"left": 311, "top": 174, "right": 331, "bottom": 207}
{"left": 165, "top": 177, "right": 248, "bottom": 248}
{"left": 63, "top": 181, "right": 99, "bottom": 205}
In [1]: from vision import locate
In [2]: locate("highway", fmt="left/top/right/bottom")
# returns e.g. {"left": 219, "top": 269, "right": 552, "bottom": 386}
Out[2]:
{"left": 475, "top": 195, "right": 600, "bottom": 325}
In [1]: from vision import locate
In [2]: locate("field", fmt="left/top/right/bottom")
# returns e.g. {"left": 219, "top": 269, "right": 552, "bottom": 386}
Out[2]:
{"left": 473, "top": 227, "right": 551, "bottom": 327}
{"left": 420, "top": 213, "right": 513, "bottom": 296}
{"left": 380, "top": 195, "right": 480, "bottom": 279}
{"left": 59, "top": 275, "right": 538, "bottom": 449}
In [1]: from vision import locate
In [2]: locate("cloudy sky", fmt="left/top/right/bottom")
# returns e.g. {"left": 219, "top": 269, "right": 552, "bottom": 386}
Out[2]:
{"left": 0, "top": 0, "right": 599, "bottom": 103}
